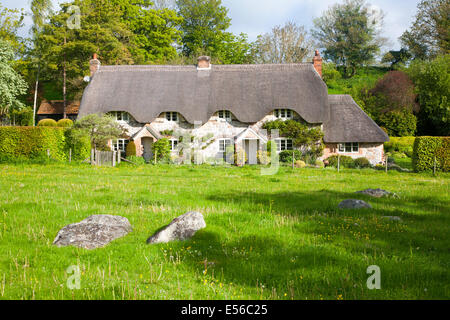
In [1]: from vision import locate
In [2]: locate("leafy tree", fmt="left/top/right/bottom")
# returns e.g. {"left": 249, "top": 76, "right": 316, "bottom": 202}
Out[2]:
{"left": 382, "top": 49, "right": 412, "bottom": 69}
{"left": 322, "top": 62, "right": 342, "bottom": 86}
{"left": 407, "top": 55, "right": 450, "bottom": 135}
{"left": 263, "top": 120, "right": 324, "bottom": 158}
{"left": 252, "top": 22, "right": 313, "bottom": 64}
{"left": 0, "top": 5, "right": 25, "bottom": 51}
{"left": 72, "top": 113, "right": 126, "bottom": 150}
{"left": 0, "top": 39, "right": 28, "bottom": 123}
{"left": 176, "top": 0, "right": 252, "bottom": 63}
{"left": 378, "top": 110, "right": 417, "bottom": 137}
{"left": 400, "top": 0, "right": 450, "bottom": 60}
{"left": 312, "top": 0, "right": 386, "bottom": 77}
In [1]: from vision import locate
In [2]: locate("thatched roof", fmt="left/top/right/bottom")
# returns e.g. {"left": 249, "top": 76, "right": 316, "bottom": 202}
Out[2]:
{"left": 324, "top": 95, "right": 389, "bottom": 143}
{"left": 78, "top": 63, "right": 329, "bottom": 124}
{"left": 37, "top": 100, "right": 80, "bottom": 115}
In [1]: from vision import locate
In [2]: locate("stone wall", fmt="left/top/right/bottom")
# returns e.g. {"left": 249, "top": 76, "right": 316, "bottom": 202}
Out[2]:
{"left": 322, "top": 143, "right": 385, "bottom": 165}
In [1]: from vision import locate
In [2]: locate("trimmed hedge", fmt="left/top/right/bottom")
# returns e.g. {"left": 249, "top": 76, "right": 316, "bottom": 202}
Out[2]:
{"left": 37, "top": 119, "right": 58, "bottom": 127}
{"left": 126, "top": 140, "right": 137, "bottom": 157}
{"left": 413, "top": 137, "right": 450, "bottom": 172}
{"left": 57, "top": 119, "right": 74, "bottom": 128}
{"left": 326, "top": 155, "right": 355, "bottom": 168}
{"left": 0, "top": 127, "right": 90, "bottom": 162}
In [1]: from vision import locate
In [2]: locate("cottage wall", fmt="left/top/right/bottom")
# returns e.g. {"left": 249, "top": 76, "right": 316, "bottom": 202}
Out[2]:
{"left": 322, "top": 143, "right": 385, "bottom": 165}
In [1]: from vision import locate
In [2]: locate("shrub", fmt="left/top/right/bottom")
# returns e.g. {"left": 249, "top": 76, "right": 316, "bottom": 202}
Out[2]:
{"left": 354, "top": 157, "right": 371, "bottom": 168}
{"left": 379, "top": 110, "right": 417, "bottom": 137}
{"left": 126, "top": 140, "right": 137, "bottom": 157}
{"left": 235, "top": 148, "right": 247, "bottom": 167}
{"left": 64, "top": 128, "right": 91, "bottom": 161}
{"left": 279, "top": 150, "right": 302, "bottom": 164}
{"left": 315, "top": 160, "right": 325, "bottom": 168}
{"left": 152, "top": 138, "right": 171, "bottom": 162}
{"left": 37, "top": 119, "right": 57, "bottom": 127}
{"left": 0, "top": 127, "right": 90, "bottom": 162}
{"left": 127, "top": 155, "right": 146, "bottom": 165}
{"left": 413, "top": 136, "right": 450, "bottom": 172}
{"left": 257, "top": 150, "right": 270, "bottom": 165}
{"left": 384, "top": 137, "right": 415, "bottom": 157}
{"left": 295, "top": 160, "right": 306, "bottom": 168}
{"left": 57, "top": 119, "right": 74, "bottom": 127}
{"left": 326, "top": 155, "right": 355, "bottom": 168}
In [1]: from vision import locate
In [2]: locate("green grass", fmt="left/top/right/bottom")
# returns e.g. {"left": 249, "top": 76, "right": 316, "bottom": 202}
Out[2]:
{"left": 328, "top": 66, "right": 388, "bottom": 95}
{"left": 0, "top": 163, "right": 448, "bottom": 300}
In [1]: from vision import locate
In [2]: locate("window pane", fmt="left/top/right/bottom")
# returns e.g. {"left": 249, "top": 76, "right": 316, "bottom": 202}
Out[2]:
{"left": 166, "top": 113, "right": 171, "bottom": 121}
{"left": 338, "top": 144, "right": 345, "bottom": 152}
{"left": 286, "top": 110, "right": 292, "bottom": 119}
{"left": 287, "top": 139, "right": 293, "bottom": 150}
{"left": 275, "top": 140, "right": 281, "bottom": 152}
{"left": 345, "top": 143, "right": 352, "bottom": 152}
{"left": 352, "top": 143, "right": 359, "bottom": 152}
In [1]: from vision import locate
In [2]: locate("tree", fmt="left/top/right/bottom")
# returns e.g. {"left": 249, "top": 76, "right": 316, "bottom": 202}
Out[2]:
{"left": 177, "top": 0, "right": 230, "bottom": 56}
{"left": 72, "top": 114, "right": 126, "bottom": 150}
{"left": 312, "top": 0, "right": 386, "bottom": 77}
{"left": 152, "top": 138, "right": 171, "bottom": 161}
{"left": 407, "top": 55, "right": 450, "bottom": 136}
{"left": 253, "top": 22, "right": 313, "bottom": 64}
{"left": 400, "top": 0, "right": 450, "bottom": 60}
{"left": 382, "top": 49, "right": 412, "bottom": 69}
{"left": 0, "top": 39, "right": 28, "bottom": 123}
{"left": 0, "top": 5, "right": 25, "bottom": 51}
{"left": 378, "top": 110, "right": 417, "bottom": 137}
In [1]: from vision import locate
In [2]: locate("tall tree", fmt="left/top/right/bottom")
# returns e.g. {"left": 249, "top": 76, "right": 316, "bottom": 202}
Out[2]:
{"left": 30, "top": 0, "right": 53, "bottom": 125}
{"left": 0, "top": 5, "right": 25, "bottom": 51}
{"left": 176, "top": 0, "right": 231, "bottom": 57}
{"left": 400, "top": 0, "right": 450, "bottom": 60}
{"left": 0, "top": 39, "right": 28, "bottom": 123}
{"left": 252, "top": 22, "right": 313, "bottom": 64}
{"left": 312, "top": 0, "right": 386, "bottom": 77}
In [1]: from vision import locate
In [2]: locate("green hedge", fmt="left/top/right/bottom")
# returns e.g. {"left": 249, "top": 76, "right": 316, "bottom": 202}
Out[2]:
{"left": 412, "top": 137, "right": 450, "bottom": 172}
{"left": 384, "top": 137, "right": 416, "bottom": 157}
{"left": 0, "top": 127, "right": 90, "bottom": 162}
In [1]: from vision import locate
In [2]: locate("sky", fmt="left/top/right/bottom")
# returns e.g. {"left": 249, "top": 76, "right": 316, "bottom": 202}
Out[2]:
{"left": 2, "top": 0, "right": 421, "bottom": 50}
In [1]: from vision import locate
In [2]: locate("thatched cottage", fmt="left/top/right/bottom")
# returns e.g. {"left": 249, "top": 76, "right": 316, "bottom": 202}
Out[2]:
{"left": 78, "top": 52, "right": 388, "bottom": 165}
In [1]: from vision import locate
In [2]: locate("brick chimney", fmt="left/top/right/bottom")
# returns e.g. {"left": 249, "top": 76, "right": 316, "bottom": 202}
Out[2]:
{"left": 89, "top": 53, "right": 101, "bottom": 77}
{"left": 312, "top": 50, "right": 323, "bottom": 78}
{"left": 197, "top": 56, "right": 211, "bottom": 69}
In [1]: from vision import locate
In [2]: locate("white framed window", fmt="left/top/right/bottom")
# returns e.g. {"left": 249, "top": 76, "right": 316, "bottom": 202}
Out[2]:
{"left": 218, "top": 110, "right": 232, "bottom": 122}
{"left": 219, "top": 139, "right": 232, "bottom": 152}
{"left": 112, "top": 139, "right": 129, "bottom": 154}
{"left": 166, "top": 112, "right": 178, "bottom": 122}
{"left": 338, "top": 142, "right": 359, "bottom": 153}
{"left": 274, "top": 109, "right": 293, "bottom": 120}
{"left": 110, "top": 111, "right": 129, "bottom": 122}
{"left": 275, "top": 139, "right": 293, "bottom": 152}
{"left": 170, "top": 139, "right": 179, "bottom": 151}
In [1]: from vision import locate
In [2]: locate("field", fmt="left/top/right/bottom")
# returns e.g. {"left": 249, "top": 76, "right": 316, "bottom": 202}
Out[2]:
{"left": 0, "top": 163, "right": 448, "bottom": 300}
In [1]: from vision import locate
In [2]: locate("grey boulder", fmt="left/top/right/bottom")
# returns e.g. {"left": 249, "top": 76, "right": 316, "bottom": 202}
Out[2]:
{"left": 382, "top": 216, "right": 402, "bottom": 222}
{"left": 53, "top": 215, "right": 132, "bottom": 249}
{"left": 356, "top": 188, "right": 399, "bottom": 198}
{"left": 338, "top": 199, "right": 372, "bottom": 209}
{"left": 147, "top": 211, "right": 206, "bottom": 244}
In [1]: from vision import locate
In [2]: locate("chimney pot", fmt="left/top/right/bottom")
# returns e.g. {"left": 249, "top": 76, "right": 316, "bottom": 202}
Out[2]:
{"left": 197, "top": 56, "right": 211, "bottom": 69}
{"left": 313, "top": 50, "right": 323, "bottom": 78}
{"left": 89, "top": 53, "right": 101, "bottom": 77}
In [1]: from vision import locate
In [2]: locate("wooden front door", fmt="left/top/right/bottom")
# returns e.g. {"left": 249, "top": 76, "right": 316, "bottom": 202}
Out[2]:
{"left": 142, "top": 137, "right": 153, "bottom": 162}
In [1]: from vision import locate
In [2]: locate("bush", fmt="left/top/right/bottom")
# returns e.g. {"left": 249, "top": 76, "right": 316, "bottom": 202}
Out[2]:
{"left": 37, "top": 119, "right": 57, "bottom": 127}
{"left": 127, "top": 155, "right": 146, "bottom": 165}
{"left": 326, "top": 155, "right": 355, "bottom": 168}
{"left": 378, "top": 110, "right": 417, "bottom": 137}
{"left": 235, "top": 148, "right": 247, "bottom": 167}
{"left": 10, "top": 108, "right": 33, "bottom": 126}
{"left": 295, "top": 160, "right": 306, "bottom": 168}
{"left": 57, "top": 119, "right": 74, "bottom": 128}
{"left": 354, "top": 157, "right": 371, "bottom": 168}
{"left": 279, "top": 150, "right": 302, "bottom": 164}
{"left": 257, "top": 150, "right": 270, "bottom": 165}
{"left": 413, "top": 137, "right": 450, "bottom": 172}
{"left": 0, "top": 127, "right": 90, "bottom": 162}
{"left": 152, "top": 138, "right": 171, "bottom": 162}
{"left": 126, "top": 140, "right": 137, "bottom": 157}
{"left": 64, "top": 128, "right": 91, "bottom": 161}
{"left": 384, "top": 137, "right": 415, "bottom": 157}
{"left": 315, "top": 160, "right": 325, "bottom": 168}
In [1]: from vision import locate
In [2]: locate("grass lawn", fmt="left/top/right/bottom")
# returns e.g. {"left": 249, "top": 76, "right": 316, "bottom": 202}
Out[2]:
{"left": 0, "top": 163, "right": 448, "bottom": 300}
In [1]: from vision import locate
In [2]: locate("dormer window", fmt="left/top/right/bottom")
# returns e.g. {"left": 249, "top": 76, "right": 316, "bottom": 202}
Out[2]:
{"left": 166, "top": 112, "right": 178, "bottom": 122}
{"left": 218, "top": 110, "right": 232, "bottom": 122}
{"left": 275, "top": 109, "right": 293, "bottom": 120}
{"left": 110, "top": 111, "right": 129, "bottom": 122}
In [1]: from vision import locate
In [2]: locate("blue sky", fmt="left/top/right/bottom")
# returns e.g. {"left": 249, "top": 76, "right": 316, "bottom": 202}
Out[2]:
{"left": 2, "top": 0, "right": 420, "bottom": 50}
